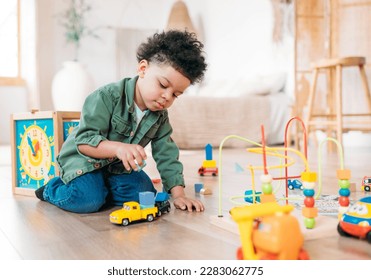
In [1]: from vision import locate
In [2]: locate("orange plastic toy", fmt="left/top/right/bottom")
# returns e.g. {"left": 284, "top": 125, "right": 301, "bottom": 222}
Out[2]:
{"left": 230, "top": 202, "right": 309, "bottom": 260}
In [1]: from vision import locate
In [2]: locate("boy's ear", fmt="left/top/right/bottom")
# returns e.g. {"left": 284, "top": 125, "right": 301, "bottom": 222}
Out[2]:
{"left": 138, "top": 60, "right": 148, "bottom": 77}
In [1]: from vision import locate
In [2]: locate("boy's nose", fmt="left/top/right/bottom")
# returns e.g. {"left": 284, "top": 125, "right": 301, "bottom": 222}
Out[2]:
{"left": 163, "top": 90, "right": 173, "bottom": 100}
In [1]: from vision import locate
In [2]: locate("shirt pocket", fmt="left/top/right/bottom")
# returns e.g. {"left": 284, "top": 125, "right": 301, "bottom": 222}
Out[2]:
{"left": 111, "top": 115, "right": 132, "bottom": 137}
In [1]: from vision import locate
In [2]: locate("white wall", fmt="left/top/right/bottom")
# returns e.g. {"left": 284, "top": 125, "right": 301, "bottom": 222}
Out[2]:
{"left": 1, "top": 0, "right": 292, "bottom": 144}
{"left": 47, "top": 0, "right": 290, "bottom": 105}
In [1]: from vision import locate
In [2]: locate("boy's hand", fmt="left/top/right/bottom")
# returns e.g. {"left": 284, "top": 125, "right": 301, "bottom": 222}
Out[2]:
{"left": 116, "top": 143, "right": 147, "bottom": 171}
{"left": 171, "top": 186, "right": 204, "bottom": 212}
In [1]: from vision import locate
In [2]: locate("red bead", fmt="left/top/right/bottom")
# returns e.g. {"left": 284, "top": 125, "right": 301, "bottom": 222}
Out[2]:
{"left": 339, "top": 196, "right": 350, "bottom": 207}
{"left": 304, "top": 197, "right": 315, "bottom": 207}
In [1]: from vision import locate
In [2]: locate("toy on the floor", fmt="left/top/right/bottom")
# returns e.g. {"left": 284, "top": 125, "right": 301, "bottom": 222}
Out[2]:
{"left": 154, "top": 192, "right": 171, "bottom": 216}
{"left": 218, "top": 118, "right": 353, "bottom": 229}
{"left": 288, "top": 179, "right": 303, "bottom": 190}
{"left": 361, "top": 176, "right": 371, "bottom": 192}
{"left": 194, "top": 183, "right": 204, "bottom": 193}
{"left": 198, "top": 143, "right": 218, "bottom": 176}
{"left": 337, "top": 196, "right": 371, "bottom": 243}
{"left": 230, "top": 202, "right": 309, "bottom": 260}
{"left": 109, "top": 191, "right": 169, "bottom": 226}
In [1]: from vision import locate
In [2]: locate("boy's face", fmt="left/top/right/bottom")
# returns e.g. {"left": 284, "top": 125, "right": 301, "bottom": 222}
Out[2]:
{"left": 135, "top": 60, "right": 190, "bottom": 111}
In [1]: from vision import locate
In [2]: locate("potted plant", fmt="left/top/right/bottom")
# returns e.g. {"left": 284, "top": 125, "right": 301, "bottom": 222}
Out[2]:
{"left": 57, "top": 0, "right": 99, "bottom": 60}
{"left": 52, "top": 0, "right": 99, "bottom": 111}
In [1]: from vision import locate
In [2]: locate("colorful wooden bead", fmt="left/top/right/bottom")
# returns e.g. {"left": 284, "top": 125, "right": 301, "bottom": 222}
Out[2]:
{"left": 261, "top": 183, "right": 273, "bottom": 194}
{"left": 304, "top": 197, "right": 315, "bottom": 207}
{"left": 336, "top": 169, "right": 351, "bottom": 180}
{"left": 338, "top": 179, "right": 350, "bottom": 189}
{"left": 339, "top": 188, "right": 350, "bottom": 197}
{"left": 301, "top": 171, "right": 317, "bottom": 182}
{"left": 339, "top": 196, "right": 350, "bottom": 207}
{"left": 303, "top": 189, "right": 315, "bottom": 197}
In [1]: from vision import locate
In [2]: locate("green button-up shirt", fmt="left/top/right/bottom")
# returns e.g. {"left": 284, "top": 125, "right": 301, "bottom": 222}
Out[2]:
{"left": 56, "top": 77, "right": 185, "bottom": 192}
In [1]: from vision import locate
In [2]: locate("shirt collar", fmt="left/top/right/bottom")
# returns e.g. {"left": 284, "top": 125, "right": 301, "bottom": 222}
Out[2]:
{"left": 125, "top": 76, "right": 138, "bottom": 114}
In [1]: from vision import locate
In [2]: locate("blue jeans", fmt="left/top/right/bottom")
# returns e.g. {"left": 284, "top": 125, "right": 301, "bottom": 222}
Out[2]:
{"left": 43, "top": 169, "right": 156, "bottom": 213}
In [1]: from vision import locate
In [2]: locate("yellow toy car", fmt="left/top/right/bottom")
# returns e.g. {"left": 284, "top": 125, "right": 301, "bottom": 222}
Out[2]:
{"left": 109, "top": 201, "right": 158, "bottom": 226}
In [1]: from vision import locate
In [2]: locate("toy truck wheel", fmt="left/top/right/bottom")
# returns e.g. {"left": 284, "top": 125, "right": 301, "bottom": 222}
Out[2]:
{"left": 157, "top": 211, "right": 162, "bottom": 217}
{"left": 122, "top": 219, "right": 129, "bottom": 226}
{"left": 365, "top": 186, "right": 370, "bottom": 192}
{"left": 367, "top": 231, "right": 371, "bottom": 244}
{"left": 147, "top": 214, "right": 154, "bottom": 222}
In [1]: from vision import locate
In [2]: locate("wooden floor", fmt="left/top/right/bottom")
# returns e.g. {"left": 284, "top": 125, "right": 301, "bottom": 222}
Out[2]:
{"left": 1, "top": 143, "right": 371, "bottom": 260}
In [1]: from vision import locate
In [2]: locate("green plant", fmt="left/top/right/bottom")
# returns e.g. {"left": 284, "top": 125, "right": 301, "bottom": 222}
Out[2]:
{"left": 57, "top": 0, "right": 99, "bottom": 60}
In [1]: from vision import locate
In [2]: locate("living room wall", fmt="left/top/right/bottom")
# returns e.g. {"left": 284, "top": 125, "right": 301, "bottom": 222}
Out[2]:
{"left": 1, "top": 0, "right": 291, "bottom": 144}
{"left": 42, "top": 0, "right": 292, "bottom": 109}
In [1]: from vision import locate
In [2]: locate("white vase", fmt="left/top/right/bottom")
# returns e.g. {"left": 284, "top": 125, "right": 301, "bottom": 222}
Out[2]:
{"left": 51, "top": 61, "right": 93, "bottom": 111}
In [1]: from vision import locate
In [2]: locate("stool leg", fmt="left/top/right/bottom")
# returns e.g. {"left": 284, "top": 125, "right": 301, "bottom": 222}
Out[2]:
{"left": 359, "top": 65, "right": 371, "bottom": 112}
{"left": 327, "top": 67, "right": 335, "bottom": 152}
{"left": 335, "top": 65, "right": 343, "bottom": 147}
{"left": 305, "top": 68, "right": 319, "bottom": 144}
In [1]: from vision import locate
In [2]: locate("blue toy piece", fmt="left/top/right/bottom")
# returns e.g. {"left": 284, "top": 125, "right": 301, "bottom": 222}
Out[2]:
{"left": 194, "top": 183, "right": 204, "bottom": 193}
{"left": 244, "top": 190, "right": 261, "bottom": 203}
{"left": 155, "top": 192, "right": 169, "bottom": 202}
{"left": 154, "top": 192, "right": 171, "bottom": 215}
{"left": 205, "top": 143, "right": 213, "bottom": 160}
{"left": 235, "top": 163, "right": 244, "bottom": 173}
{"left": 288, "top": 179, "right": 303, "bottom": 190}
{"left": 136, "top": 160, "right": 146, "bottom": 172}
{"left": 139, "top": 191, "right": 155, "bottom": 206}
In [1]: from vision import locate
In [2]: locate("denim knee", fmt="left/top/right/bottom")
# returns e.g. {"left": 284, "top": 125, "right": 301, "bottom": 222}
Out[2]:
{"left": 44, "top": 171, "right": 108, "bottom": 213}
{"left": 108, "top": 170, "right": 156, "bottom": 205}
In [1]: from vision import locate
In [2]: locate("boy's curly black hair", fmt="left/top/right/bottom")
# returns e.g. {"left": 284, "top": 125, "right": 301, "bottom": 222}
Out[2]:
{"left": 136, "top": 30, "right": 207, "bottom": 84}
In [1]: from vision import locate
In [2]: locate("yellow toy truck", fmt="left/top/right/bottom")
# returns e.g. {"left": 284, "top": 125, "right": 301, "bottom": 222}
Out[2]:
{"left": 109, "top": 201, "right": 158, "bottom": 226}
{"left": 230, "top": 202, "right": 309, "bottom": 260}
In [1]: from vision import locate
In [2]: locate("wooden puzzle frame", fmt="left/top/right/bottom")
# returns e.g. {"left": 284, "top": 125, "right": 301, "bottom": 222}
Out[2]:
{"left": 10, "top": 111, "right": 80, "bottom": 196}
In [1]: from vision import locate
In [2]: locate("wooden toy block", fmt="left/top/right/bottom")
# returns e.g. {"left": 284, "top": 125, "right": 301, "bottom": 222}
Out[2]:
{"left": 194, "top": 183, "right": 203, "bottom": 193}
{"left": 202, "top": 160, "right": 217, "bottom": 168}
{"left": 350, "top": 182, "right": 356, "bottom": 192}
{"left": 336, "top": 169, "right": 351, "bottom": 180}
{"left": 302, "top": 207, "right": 318, "bottom": 218}
{"left": 139, "top": 191, "right": 155, "bottom": 205}
{"left": 200, "top": 188, "right": 212, "bottom": 195}
{"left": 11, "top": 110, "right": 80, "bottom": 196}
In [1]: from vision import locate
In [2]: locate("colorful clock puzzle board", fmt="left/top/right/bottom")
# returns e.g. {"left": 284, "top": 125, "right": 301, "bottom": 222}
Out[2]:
{"left": 14, "top": 118, "right": 56, "bottom": 190}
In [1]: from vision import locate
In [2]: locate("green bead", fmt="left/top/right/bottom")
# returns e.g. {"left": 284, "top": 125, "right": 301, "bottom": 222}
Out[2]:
{"left": 304, "top": 218, "right": 316, "bottom": 229}
{"left": 261, "top": 183, "right": 273, "bottom": 194}
{"left": 338, "top": 179, "right": 350, "bottom": 189}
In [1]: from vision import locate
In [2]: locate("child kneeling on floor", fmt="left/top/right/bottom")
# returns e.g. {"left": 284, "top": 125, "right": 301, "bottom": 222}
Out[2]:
{"left": 36, "top": 30, "right": 207, "bottom": 213}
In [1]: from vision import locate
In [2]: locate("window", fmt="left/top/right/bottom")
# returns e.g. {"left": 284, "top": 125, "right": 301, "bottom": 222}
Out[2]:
{"left": 0, "top": 0, "right": 24, "bottom": 86}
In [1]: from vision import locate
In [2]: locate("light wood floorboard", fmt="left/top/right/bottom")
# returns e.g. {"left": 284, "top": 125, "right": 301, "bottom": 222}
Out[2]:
{"left": 1, "top": 144, "right": 371, "bottom": 260}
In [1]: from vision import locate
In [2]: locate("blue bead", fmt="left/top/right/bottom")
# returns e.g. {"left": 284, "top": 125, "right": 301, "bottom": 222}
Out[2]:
{"left": 303, "top": 189, "right": 315, "bottom": 197}
{"left": 339, "top": 188, "right": 351, "bottom": 197}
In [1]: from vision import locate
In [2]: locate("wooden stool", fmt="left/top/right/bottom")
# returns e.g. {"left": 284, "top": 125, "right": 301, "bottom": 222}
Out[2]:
{"left": 305, "top": 56, "right": 371, "bottom": 147}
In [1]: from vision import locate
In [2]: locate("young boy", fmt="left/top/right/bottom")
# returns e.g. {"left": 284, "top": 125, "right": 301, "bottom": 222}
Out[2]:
{"left": 36, "top": 30, "right": 207, "bottom": 213}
